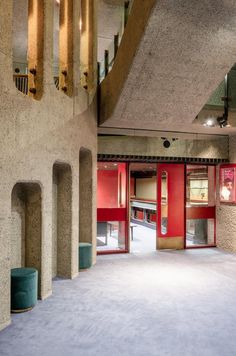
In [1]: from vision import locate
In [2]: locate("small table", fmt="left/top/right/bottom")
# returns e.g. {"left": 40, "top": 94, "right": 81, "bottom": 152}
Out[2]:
{"left": 130, "top": 223, "right": 137, "bottom": 241}
{"left": 107, "top": 221, "right": 119, "bottom": 237}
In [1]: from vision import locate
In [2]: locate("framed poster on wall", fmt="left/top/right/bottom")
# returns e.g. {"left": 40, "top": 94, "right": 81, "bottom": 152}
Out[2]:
{"left": 220, "top": 166, "right": 236, "bottom": 203}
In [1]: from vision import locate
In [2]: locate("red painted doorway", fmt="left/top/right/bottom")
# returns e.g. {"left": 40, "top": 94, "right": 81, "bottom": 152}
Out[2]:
{"left": 129, "top": 163, "right": 157, "bottom": 253}
{"left": 157, "top": 164, "right": 185, "bottom": 249}
{"left": 97, "top": 162, "right": 129, "bottom": 254}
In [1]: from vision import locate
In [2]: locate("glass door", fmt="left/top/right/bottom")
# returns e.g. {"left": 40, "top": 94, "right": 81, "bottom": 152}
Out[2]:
{"left": 129, "top": 163, "right": 157, "bottom": 253}
{"left": 185, "top": 165, "right": 216, "bottom": 247}
{"left": 97, "top": 162, "right": 128, "bottom": 254}
{"left": 157, "top": 164, "right": 185, "bottom": 249}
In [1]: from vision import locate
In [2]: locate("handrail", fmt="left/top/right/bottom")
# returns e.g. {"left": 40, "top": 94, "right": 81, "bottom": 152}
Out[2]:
{"left": 54, "top": 76, "right": 59, "bottom": 90}
{"left": 13, "top": 75, "right": 60, "bottom": 94}
{"left": 13, "top": 74, "right": 28, "bottom": 77}
{"left": 97, "top": 0, "right": 133, "bottom": 84}
{"left": 99, "top": 0, "right": 156, "bottom": 123}
{"left": 13, "top": 74, "right": 28, "bottom": 95}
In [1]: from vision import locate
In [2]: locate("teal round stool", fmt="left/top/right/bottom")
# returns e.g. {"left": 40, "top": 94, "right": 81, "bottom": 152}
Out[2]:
{"left": 11, "top": 268, "right": 38, "bottom": 313}
{"left": 79, "top": 242, "right": 92, "bottom": 270}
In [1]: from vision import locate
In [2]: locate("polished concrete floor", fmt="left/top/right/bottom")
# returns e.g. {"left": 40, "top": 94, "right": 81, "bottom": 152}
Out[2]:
{"left": 1, "top": 248, "right": 236, "bottom": 355}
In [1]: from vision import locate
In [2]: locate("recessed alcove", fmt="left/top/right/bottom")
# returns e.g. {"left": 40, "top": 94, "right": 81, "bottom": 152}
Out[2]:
{"left": 79, "top": 148, "right": 93, "bottom": 245}
{"left": 11, "top": 182, "right": 42, "bottom": 296}
{"left": 52, "top": 162, "right": 72, "bottom": 278}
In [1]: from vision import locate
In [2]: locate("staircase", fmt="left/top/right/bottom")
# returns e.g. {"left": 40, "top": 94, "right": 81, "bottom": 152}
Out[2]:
{"left": 98, "top": 0, "right": 236, "bottom": 135}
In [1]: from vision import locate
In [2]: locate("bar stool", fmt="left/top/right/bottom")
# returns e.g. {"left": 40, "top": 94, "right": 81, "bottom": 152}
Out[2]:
{"left": 11, "top": 267, "right": 38, "bottom": 313}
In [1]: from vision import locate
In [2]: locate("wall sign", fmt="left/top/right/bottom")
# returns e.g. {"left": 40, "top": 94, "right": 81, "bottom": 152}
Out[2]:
{"left": 220, "top": 166, "right": 235, "bottom": 203}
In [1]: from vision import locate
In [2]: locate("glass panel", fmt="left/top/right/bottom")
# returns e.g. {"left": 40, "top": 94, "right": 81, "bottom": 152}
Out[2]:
{"left": 129, "top": 163, "right": 157, "bottom": 253}
{"left": 96, "top": 221, "right": 126, "bottom": 251}
{"left": 186, "top": 165, "right": 215, "bottom": 207}
{"left": 97, "top": 162, "right": 127, "bottom": 253}
{"left": 161, "top": 171, "right": 168, "bottom": 234}
{"left": 97, "top": 162, "right": 119, "bottom": 208}
{"left": 186, "top": 219, "right": 215, "bottom": 246}
{"left": 129, "top": 163, "right": 157, "bottom": 226}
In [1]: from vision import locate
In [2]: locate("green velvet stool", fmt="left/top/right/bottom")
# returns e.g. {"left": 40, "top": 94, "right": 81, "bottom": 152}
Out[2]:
{"left": 79, "top": 242, "right": 92, "bottom": 270}
{"left": 11, "top": 268, "right": 38, "bottom": 313}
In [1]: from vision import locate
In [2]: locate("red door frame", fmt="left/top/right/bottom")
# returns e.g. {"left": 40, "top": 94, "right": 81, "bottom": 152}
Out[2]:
{"left": 97, "top": 162, "right": 129, "bottom": 255}
{"left": 157, "top": 163, "right": 185, "bottom": 240}
{"left": 97, "top": 161, "right": 217, "bottom": 255}
{"left": 184, "top": 164, "right": 217, "bottom": 249}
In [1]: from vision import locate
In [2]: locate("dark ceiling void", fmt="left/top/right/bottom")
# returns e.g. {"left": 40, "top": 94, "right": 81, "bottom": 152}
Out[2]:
{"left": 98, "top": 154, "right": 228, "bottom": 164}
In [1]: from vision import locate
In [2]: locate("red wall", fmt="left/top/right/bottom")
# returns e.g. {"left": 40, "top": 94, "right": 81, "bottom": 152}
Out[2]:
{"left": 97, "top": 170, "right": 118, "bottom": 208}
{"left": 150, "top": 213, "right": 156, "bottom": 222}
{"left": 118, "top": 163, "right": 127, "bottom": 207}
{"left": 136, "top": 211, "right": 144, "bottom": 220}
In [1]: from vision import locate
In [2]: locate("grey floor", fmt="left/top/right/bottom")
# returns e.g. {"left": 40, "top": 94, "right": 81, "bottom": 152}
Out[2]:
{"left": 130, "top": 223, "right": 156, "bottom": 253}
{"left": 1, "top": 249, "right": 236, "bottom": 355}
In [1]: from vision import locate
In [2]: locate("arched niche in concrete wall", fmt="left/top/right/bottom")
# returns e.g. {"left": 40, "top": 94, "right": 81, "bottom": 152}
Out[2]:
{"left": 79, "top": 148, "right": 93, "bottom": 244}
{"left": 52, "top": 162, "right": 72, "bottom": 279}
{"left": 11, "top": 182, "right": 42, "bottom": 297}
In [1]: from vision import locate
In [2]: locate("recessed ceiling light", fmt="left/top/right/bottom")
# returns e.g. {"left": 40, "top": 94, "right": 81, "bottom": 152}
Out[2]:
{"left": 203, "top": 118, "right": 215, "bottom": 127}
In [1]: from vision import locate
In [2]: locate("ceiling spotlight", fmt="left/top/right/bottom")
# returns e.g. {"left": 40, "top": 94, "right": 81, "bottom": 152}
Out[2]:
{"left": 161, "top": 137, "right": 171, "bottom": 148}
{"left": 203, "top": 118, "right": 216, "bottom": 127}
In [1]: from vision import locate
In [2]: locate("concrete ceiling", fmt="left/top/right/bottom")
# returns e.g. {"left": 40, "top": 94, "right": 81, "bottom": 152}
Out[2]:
{"left": 99, "top": 0, "right": 236, "bottom": 136}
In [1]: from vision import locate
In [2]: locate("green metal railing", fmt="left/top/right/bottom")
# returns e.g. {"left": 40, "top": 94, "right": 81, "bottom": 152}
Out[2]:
{"left": 97, "top": 0, "right": 133, "bottom": 84}
{"left": 205, "top": 65, "right": 236, "bottom": 110}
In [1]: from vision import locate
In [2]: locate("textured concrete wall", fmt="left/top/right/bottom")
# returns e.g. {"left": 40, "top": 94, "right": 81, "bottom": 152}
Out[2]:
{"left": 0, "top": 0, "right": 97, "bottom": 331}
{"left": 217, "top": 206, "right": 236, "bottom": 252}
{"left": 11, "top": 185, "right": 26, "bottom": 269}
{"left": 25, "top": 184, "right": 42, "bottom": 295}
{"left": 98, "top": 136, "right": 229, "bottom": 159}
{"left": 53, "top": 163, "right": 73, "bottom": 279}
{"left": 217, "top": 135, "right": 236, "bottom": 252}
{"left": 79, "top": 149, "right": 97, "bottom": 262}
